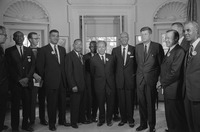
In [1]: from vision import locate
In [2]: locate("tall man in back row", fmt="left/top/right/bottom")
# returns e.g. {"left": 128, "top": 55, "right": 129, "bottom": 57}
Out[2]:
{"left": 136, "top": 27, "right": 164, "bottom": 132}
{"left": 112, "top": 32, "right": 136, "bottom": 128}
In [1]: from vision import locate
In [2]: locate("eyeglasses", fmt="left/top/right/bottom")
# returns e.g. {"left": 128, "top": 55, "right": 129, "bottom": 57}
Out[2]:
{"left": 0, "top": 33, "right": 7, "bottom": 38}
{"left": 31, "top": 38, "right": 40, "bottom": 40}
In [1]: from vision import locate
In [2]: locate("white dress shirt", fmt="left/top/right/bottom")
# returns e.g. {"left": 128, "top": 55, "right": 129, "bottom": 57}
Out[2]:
{"left": 50, "top": 43, "right": 60, "bottom": 64}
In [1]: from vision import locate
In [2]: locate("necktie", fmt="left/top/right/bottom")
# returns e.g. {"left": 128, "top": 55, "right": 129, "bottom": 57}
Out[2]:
{"left": 101, "top": 55, "right": 105, "bottom": 64}
{"left": 187, "top": 45, "right": 193, "bottom": 64}
{"left": 20, "top": 46, "right": 23, "bottom": 59}
{"left": 122, "top": 47, "right": 126, "bottom": 65}
{"left": 166, "top": 48, "right": 170, "bottom": 56}
{"left": 144, "top": 44, "right": 147, "bottom": 60}
{"left": 78, "top": 53, "right": 83, "bottom": 64}
{"left": 54, "top": 45, "right": 58, "bottom": 58}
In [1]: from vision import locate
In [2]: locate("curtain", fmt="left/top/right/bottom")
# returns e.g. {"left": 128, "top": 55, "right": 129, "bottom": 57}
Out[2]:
{"left": 187, "top": 0, "right": 200, "bottom": 24}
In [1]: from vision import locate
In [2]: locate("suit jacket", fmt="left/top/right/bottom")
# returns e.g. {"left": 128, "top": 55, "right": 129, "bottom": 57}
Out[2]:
{"left": 136, "top": 41, "right": 164, "bottom": 87}
{"left": 90, "top": 54, "right": 115, "bottom": 94}
{"left": 180, "top": 37, "right": 190, "bottom": 52}
{"left": 66, "top": 50, "right": 85, "bottom": 92}
{"left": 5, "top": 45, "right": 35, "bottom": 87}
{"left": 160, "top": 44, "right": 185, "bottom": 99}
{"left": 112, "top": 45, "right": 136, "bottom": 90}
{"left": 36, "top": 44, "right": 66, "bottom": 90}
{"left": 0, "top": 47, "right": 8, "bottom": 92}
{"left": 184, "top": 41, "right": 200, "bottom": 101}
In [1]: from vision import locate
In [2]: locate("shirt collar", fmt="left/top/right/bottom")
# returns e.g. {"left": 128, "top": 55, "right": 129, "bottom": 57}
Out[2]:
{"left": 178, "top": 36, "right": 184, "bottom": 45}
{"left": 50, "top": 43, "right": 57, "bottom": 49}
{"left": 121, "top": 45, "right": 128, "bottom": 50}
{"left": 98, "top": 53, "right": 106, "bottom": 58}
{"left": 191, "top": 38, "right": 200, "bottom": 50}
{"left": 169, "top": 44, "right": 177, "bottom": 52}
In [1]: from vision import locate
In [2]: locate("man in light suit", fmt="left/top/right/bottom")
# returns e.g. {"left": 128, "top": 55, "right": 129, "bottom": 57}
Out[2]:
{"left": 83, "top": 41, "right": 98, "bottom": 123}
{"left": 171, "top": 22, "right": 190, "bottom": 51}
{"left": 112, "top": 32, "right": 136, "bottom": 128}
{"left": 160, "top": 29, "right": 188, "bottom": 132}
{"left": 90, "top": 41, "right": 115, "bottom": 127}
{"left": 0, "top": 25, "right": 9, "bottom": 132}
{"left": 36, "top": 29, "right": 68, "bottom": 131}
{"left": 135, "top": 27, "right": 164, "bottom": 132}
{"left": 28, "top": 32, "right": 48, "bottom": 126}
{"left": 66, "top": 39, "right": 89, "bottom": 129}
{"left": 183, "top": 21, "right": 200, "bottom": 132}
{"left": 5, "top": 31, "right": 35, "bottom": 132}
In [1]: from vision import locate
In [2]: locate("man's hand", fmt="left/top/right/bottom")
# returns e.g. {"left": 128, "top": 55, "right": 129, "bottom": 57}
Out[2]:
{"left": 72, "top": 86, "right": 78, "bottom": 92}
{"left": 19, "top": 78, "right": 29, "bottom": 87}
{"left": 33, "top": 73, "right": 41, "bottom": 82}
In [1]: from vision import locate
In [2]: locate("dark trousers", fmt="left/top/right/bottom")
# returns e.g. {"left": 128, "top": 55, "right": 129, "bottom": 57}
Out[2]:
{"left": 85, "top": 84, "right": 98, "bottom": 120}
{"left": 184, "top": 94, "right": 200, "bottom": 132}
{"left": 70, "top": 91, "right": 86, "bottom": 125}
{"left": 164, "top": 98, "right": 188, "bottom": 132}
{"left": 113, "top": 89, "right": 119, "bottom": 116}
{"left": 29, "top": 86, "right": 38, "bottom": 123}
{"left": 118, "top": 89, "right": 134, "bottom": 123}
{"left": 11, "top": 84, "right": 31, "bottom": 130}
{"left": 29, "top": 86, "right": 46, "bottom": 123}
{"left": 137, "top": 80, "right": 156, "bottom": 128}
{"left": 96, "top": 88, "right": 115, "bottom": 123}
{"left": 38, "top": 86, "right": 46, "bottom": 121}
{"left": 0, "top": 81, "right": 8, "bottom": 131}
{"left": 46, "top": 82, "right": 66, "bottom": 127}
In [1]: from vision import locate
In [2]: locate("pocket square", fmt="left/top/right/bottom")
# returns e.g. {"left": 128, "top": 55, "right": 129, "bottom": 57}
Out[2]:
{"left": 130, "top": 56, "right": 134, "bottom": 58}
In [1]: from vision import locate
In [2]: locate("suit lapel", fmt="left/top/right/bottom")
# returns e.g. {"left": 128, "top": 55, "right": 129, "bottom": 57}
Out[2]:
{"left": 125, "top": 45, "right": 131, "bottom": 66}
{"left": 163, "top": 45, "right": 178, "bottom": 63}
{"left": 72, "top": 50, "right": 83, "bottom": 65}
{"left": 14, "top": 46, "right": 21, "bottom": 59}
{"left": 47, "top": 44, "right": 59, "bottom": 64}
{"left": 145, "top": 42, "right": 153, "bottom": 61}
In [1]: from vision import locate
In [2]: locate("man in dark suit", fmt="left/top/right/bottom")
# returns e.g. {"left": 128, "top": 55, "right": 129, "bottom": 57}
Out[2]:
{"left": 135, "top": 27, "right": 164, "bottom": 132}
{"left": 83, "top": 41, "right": 98, "bottom": 123}
{"left": 171, "top": 22, "right": 190, "bottom": 51}
{"left": 36, "top": 29, "right": 69, "bottom": 131}
{"left": 5, "top": 31, "right": 35, "bottom": 132}
{"left": 66, "top": 39, "right": 88, "bottom": 129}
{"left": 112, "top": 32, "right": 136, "bottom": 128}
{"left": 90, "top": 41, "right": 115, "bottom": 127}
{"left": 28, "top": 32, "right": 48, "bottom": 126}
{"left": 160, "top": 29, "right": 188, "bottom": 132}
{"left": 0, "top": 25, "right": 9, "bottom": 132}
{"left": 183, "top": 21, "right": 200, "bottom": 132}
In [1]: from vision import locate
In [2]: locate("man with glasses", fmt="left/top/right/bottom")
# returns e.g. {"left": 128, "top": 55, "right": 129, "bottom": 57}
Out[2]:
{"left": 28, "top": 32, "right": 48, "bottom": 126}
{"left": 0, "top": 25, "right": 9, "bottom": 132}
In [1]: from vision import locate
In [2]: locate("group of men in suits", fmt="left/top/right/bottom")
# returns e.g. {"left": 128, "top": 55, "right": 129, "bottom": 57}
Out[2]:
{"left": 1, "top": 20, "right": 200, "bottom": 132}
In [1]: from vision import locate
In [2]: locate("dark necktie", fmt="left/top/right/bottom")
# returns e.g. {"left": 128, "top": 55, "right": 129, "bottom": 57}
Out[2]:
{"left": 78, "top": 53, "right": 83, "bottom": 64}
{"left": 166, "top": 48, "right": 170, "bottom": 56}
{"left": 187, "top": 45, "right": 193, "bottom": 64}
{"left": 122, "top": 47, "right": 126, "bottom": 65}
{"left": 54, "top": 45, "right": 58, "bottom": 58}
{"left": 144, "top": 44, "right": 147, "bottom": 60}
{"left": 20, "top": 46, "right": 23, "bottom": 59}
{"left": 101, "top": 55, "right": 105, "bottom": 64}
